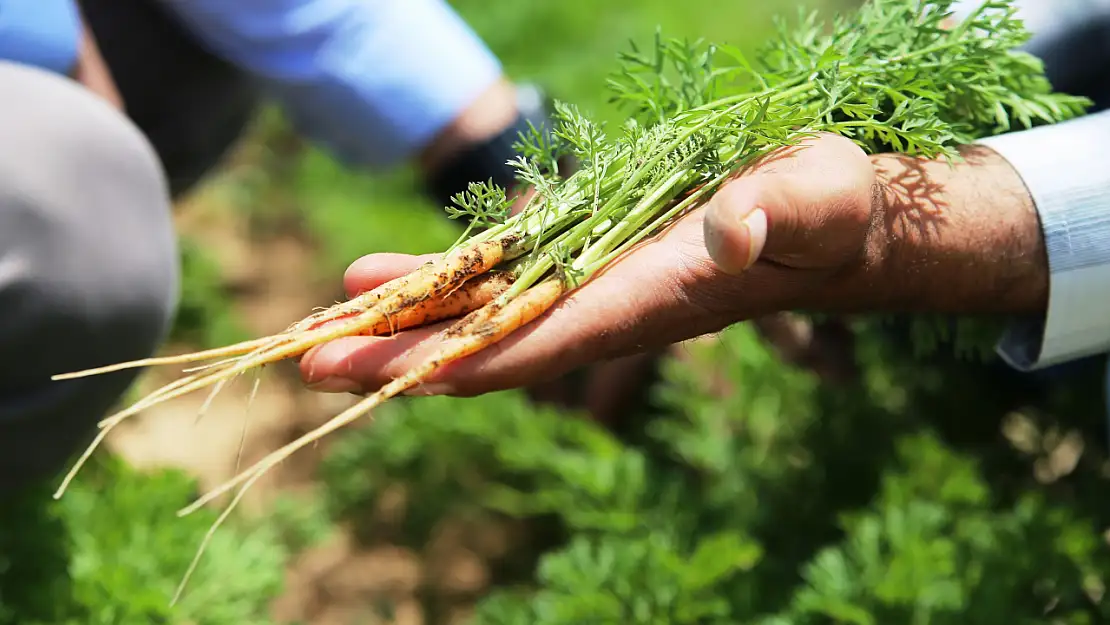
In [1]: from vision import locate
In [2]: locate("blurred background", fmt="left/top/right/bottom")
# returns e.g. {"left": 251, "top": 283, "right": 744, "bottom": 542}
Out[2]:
{"left": 4, "top": 0, "right": 1110, "bottom": 624}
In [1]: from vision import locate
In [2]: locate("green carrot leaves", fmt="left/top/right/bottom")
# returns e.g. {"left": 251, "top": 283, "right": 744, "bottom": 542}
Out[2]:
{"left": 443, "top": 0, "right": 1091, "bottom": 356}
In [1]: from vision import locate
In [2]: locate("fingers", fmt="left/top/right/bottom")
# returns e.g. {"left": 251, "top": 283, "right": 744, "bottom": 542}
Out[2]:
{"left": 703, "top": 190, "right": 768, "bottom": 276}
{"left": 300, "top": 324, "right": 444, "bottom": 394}
{"left": 303, "top": 267, "right": 672, "bottom": 396}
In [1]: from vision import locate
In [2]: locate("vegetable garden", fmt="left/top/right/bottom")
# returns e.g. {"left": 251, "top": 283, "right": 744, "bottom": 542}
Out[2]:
{"left": 3, "top": 1, "right": 1109, "bottom": 623}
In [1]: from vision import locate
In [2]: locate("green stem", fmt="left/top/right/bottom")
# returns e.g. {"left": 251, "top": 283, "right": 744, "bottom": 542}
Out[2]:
{"left": 576, "top": 165, "right": 699, "bottom": 269}
{"left": 584, "top": 168, "right": 730, "bottom": 277}
{"left": 505, "top": 253, "right": 556, "bottom": 299}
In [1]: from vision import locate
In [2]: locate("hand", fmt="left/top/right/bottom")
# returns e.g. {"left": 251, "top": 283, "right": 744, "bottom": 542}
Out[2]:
{"left": 302, "top": 133, "right": 879, "bottom": 395}
{"left": 299, "top": 132, "right": 1047, "bottom": 396}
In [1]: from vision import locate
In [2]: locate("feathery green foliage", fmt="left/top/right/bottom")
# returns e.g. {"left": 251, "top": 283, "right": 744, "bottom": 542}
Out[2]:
{"left": 319, "top": 315, "right": 1110, "bottom": 622}
{"left": 0, "top": 456, "right": 299, "bottom": 625}
{"left": 445, "top": 0, "right": 1089, "bottom": 356}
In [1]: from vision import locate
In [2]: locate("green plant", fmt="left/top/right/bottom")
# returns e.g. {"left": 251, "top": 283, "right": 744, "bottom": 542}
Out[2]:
{"left": 434, "top": 0, "right": 1089, "bottom": 356}
{"left": 781, "top": 432, "right": 1110, "bottom": 625}
{"left": 52, "top": 0, "right": 1091, "bottom": 535}
{"left": 0, "top": 456, "right": 295, "bottom": 625}
{"left": 319, "top": 313, "right": 1110, "bottom": 623}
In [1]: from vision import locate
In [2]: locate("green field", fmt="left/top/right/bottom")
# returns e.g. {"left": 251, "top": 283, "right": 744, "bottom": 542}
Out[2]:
{"left": 5, "top": 1, "right": 1110, "bottom": 624}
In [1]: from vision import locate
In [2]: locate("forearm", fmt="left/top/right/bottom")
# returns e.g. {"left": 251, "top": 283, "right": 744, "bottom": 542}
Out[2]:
{"left": 858, "top": 146, "right": 1049, "bottom": 316}
{"left": 840, "top": 110, "right": 1110, "bottom": 369}
{"left": 981, "top": 110, "right": 1110, "bottom": 369}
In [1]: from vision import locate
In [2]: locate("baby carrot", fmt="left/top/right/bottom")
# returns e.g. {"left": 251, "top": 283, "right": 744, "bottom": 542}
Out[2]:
{"left": 305, "top": 270, "right": 515, "bottom": 335}
{"left": 52, "top": 236, "right": 521, "bottom": 500}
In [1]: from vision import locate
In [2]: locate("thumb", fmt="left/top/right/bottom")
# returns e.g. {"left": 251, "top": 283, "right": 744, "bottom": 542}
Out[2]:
{"left": 702, "top": 176, "right": 772, "bottom": 276}
{"left": 702, "top": 133, "right": 874, "bottom": 276}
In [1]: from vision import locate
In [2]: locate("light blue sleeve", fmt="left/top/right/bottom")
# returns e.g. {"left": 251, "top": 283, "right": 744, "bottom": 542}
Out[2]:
{"left": 0, "top": 0, "right": 82, "bottom": 74}
{"left": 155, "top": 0, "right": 503, "bottom": 170}
{"left": 979, "top": 110, "right": 1110, "bottom": 370}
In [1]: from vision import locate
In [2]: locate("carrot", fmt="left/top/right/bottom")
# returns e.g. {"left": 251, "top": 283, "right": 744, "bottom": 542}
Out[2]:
{"left": 305, "top": 270, "right": 515, "bottom": 335}
{"left": 183, "top": 277, "right": 563, "bottom": 511}
{"left": 180, "top": 271, "right": 511, "bottom": 378}
{"left": 167, "top": 277, "right": 565, "bottom": 604}
{"left": 49, "top": 337, "right": 279, "bottom": 381}
{"left": 52, "top": 238, "right": 521, "bottom": 383}
{"left": 51, "top": 236, "right": 521, "bottom": 500}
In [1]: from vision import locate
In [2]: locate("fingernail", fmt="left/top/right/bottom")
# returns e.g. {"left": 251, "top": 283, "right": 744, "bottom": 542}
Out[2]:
{"left": 306, "top": 376, "right": 363, "bottom": 394}
{"left": 742, "top": 208, "right": 768, "bottom": 270}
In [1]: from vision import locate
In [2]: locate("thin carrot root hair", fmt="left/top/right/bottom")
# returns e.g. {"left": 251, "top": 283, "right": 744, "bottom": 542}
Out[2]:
{"left": 167, "top": 277, "right": 565, "bottom": 604}
{"left": 50, "top": 237, "right": 519, "bottom": 500}
{"left": 180, "top": 277, "right": 563, "bottom": 514}
{"left": 51, "top": 237, "right": 519, "bottom": 381}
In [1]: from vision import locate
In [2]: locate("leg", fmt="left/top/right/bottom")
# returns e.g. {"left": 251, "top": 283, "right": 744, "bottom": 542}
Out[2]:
{"left": 0, "top": 62, "right": 179, "bottom": 494}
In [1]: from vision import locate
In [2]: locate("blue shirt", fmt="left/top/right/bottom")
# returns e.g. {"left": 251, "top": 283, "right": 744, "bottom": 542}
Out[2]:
{"left": 0, "top": 0, "right": 503, "bottom": 169}
{"left": 0, "top": 0, "right": 81, "bottom": 74}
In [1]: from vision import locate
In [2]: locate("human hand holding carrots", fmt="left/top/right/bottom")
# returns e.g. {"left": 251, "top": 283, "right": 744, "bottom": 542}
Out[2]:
{"left": 299, "top": 131, "right": 1048, "bottom": 397}
{"left": 298, "top": 134, "right": 881, "bottom": 396}
{"left": 43, "top": 7, "right": 1069, "bottom": 605}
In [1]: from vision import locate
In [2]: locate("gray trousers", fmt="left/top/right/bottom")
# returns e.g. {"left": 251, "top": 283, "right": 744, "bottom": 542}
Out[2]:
{"left": 0, "top": 62, "right": 179, "bottom": 494}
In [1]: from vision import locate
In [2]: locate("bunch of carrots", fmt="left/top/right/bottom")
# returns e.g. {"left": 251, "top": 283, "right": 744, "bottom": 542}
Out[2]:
{"left": 48, "top": 0, "right": 1088, "bottom": 603}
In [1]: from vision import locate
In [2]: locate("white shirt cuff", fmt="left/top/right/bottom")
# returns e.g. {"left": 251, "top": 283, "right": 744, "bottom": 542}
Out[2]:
{"left": 976, "top": 111, "right": 1110, "bottom": 370}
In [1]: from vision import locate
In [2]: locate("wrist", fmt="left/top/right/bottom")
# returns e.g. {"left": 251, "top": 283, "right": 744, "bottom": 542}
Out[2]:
{"left": 854, "top": 146, "right": 1049, "bottom": 316}
{"left": 421, "top": 81, "right": 566, "bottom": 210}
{"left": 418, "top": 77, "right": 520, "bottom": 176}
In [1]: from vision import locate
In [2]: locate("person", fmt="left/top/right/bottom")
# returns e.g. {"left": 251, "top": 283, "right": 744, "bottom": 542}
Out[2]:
{"left": 0, "top": 0, "right": 573, "bottom": 492}
{"left": 298, "top": 0, "right": 1110, "bottom": 416}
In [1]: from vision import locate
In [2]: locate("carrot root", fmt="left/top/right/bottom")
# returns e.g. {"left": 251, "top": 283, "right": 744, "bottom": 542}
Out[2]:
{"left": 49, "top": 337, "right": 277, "bottom": 381}
{"left": 51, "top": 236, "right": 520, "bottom": 499}
{"left": 177, "top": 278, "right": 565, "bottom": 517}
{"left": 52, "top": 372, "right": 203, "bottom": 498}
{"left": 305, "top": 270, "right": 515, "bottom": 335}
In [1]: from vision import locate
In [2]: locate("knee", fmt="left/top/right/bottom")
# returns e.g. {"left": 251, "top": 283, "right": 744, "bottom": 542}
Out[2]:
{"left": 0, "top": 63, "right": 180, "bottom": 490}
{"left": 0, "top": 64, "right": 180, "bottom": 488}
{"left": 0, "top": 63, "right": 179, "bottom": 381}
